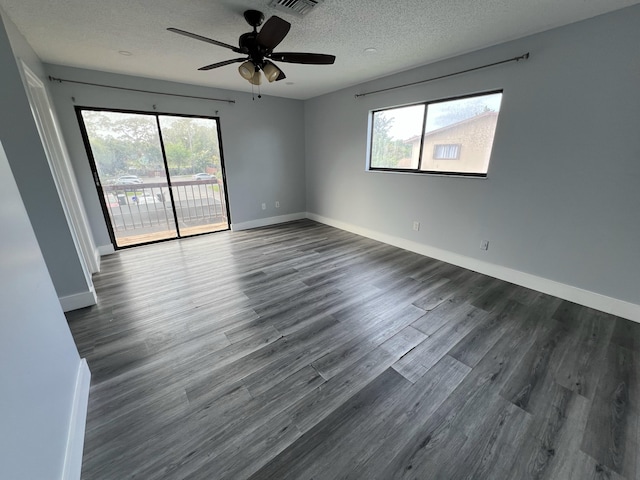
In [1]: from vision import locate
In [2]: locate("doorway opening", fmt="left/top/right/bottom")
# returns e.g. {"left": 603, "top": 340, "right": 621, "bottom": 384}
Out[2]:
{"left": 77, "top": 108, "right": 230, "bottom": 248}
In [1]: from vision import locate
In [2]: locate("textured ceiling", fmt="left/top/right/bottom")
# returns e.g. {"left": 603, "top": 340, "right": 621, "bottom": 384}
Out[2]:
{"left": 1, "top": 0, "right": 639, "bottom": 99}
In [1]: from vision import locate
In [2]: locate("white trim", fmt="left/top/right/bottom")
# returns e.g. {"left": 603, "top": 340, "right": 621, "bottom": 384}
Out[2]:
{"left": 18, "top": 60, "right": 99, "bottom": 276}
{"left": 97, "top": 244, "right": 115, "bottom": 256}
{"left": 62, "top": 359, "right": 91, "bottom": 480}
{"left": 231, "top": 212, "right": 306, "bottom": 231}
{"left": 59, "top": 288, "right": 97, "bottom": 312}
{"left": 93, "top": 248, "right": 101, "bottom": 272}
{"left": 307, "top": 213, "right": 640, "bottom": 324}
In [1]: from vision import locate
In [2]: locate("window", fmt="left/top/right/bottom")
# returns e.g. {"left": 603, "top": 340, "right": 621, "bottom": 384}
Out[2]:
{"left": 433, "top": 144, "right": 461, "bottom": 160}
{"left": 368, "top": 91, "right": 502, "bottom": 176}
{"left": 370, "top": 104, "right": 424, "bottom": 169}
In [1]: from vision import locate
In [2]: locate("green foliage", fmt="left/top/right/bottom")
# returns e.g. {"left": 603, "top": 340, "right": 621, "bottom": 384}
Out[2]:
{"left": 82, "top": 111, "right": 221, "bottom": 179}
{"left": 159, "top": 117, "right": 220, "bottom": 175}
{"left": 164, "top": 142, "right": 189, "bottom": 173}
{"left": 370, "top": 114, "right": 412, "bottom": 168}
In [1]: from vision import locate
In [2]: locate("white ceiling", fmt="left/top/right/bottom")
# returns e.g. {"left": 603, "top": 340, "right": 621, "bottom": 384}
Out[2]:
{"left": 1, "top": 0, "right": 638, "bottom": 99}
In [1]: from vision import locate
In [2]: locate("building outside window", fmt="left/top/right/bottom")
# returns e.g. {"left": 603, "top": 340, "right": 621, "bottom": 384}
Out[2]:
{"left": 368, "top": 91, "right": 503, "bottom": 176}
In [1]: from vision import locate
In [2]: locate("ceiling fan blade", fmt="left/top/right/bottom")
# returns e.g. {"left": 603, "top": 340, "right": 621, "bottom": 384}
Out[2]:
{"left": 198, "top": 58, "right": 247, "bottom": 71}
{"left": 276, "top": 69, "right": 286, "bottom": 81}
{"left": 270, "top": 52, "right": 336, "bottom": 65}
{"left": 167, "top": 27, "right": 243, "bottom": 53}
{"left": 257, "top": 16, "right": 291, "bottom": 50}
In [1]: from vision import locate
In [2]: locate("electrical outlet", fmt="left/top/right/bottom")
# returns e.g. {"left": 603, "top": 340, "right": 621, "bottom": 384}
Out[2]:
{"left": 480, "top": 240, "right": 490, "bottom": 251}
{"left": 261, "top": 203, "right": 266, "bottom": 210}
{"left": 412, "top": 221, "right": 420, "bottom": 232}
{"left": 275, "top": 201, "right": 280, "bottom": 208}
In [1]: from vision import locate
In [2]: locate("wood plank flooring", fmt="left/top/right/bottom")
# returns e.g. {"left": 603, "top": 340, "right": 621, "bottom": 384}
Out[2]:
{"left": 66, "top": 219, "right": 640, "bottom": 480}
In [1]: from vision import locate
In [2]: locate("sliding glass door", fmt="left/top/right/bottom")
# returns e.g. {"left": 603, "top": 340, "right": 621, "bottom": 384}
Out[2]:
{"left": 159, "top": 116, "right": 228, "bottom": 237}
{"left": 77, "top": 108, "right": 229, "bottom": 248}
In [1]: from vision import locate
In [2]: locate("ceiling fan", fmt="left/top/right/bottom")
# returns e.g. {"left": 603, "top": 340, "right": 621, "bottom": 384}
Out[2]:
{"left": 168, "top": 10, "right": 336, "bottom": 86}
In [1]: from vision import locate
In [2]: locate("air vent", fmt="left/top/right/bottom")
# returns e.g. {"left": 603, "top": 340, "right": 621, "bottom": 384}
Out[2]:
{"left": 269, "top": 0, "right": 324, "bottom": 17}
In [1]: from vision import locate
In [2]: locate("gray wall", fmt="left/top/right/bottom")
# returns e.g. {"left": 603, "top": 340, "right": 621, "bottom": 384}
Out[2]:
{"left": 0, "top": 11, "right": 92, "bottom": 300}
{"left": 304, "top": 5, "right": 640, "bottom": 306}
{"left": 0, "top": 10, "right": 91, "bottom": 297}
{"left": 0, "top": 141, "right": 82, "bottom": 479}
{"left": 46, "top": 65, "right": 306, "bottom": 249}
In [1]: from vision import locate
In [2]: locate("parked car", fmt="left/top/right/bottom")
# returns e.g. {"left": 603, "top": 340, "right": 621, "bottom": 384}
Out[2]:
{"left": 115, "top": 175, "right": 143, "bottom": 185}
{"left": 133, "top": 194, "right": 161, "bottom": 205}
{"left": 193, "top": 173, "right": 214, "bottom": 181}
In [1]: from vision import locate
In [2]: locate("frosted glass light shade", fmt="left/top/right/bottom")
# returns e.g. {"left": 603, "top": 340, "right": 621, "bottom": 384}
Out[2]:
{"left": 238, "top": 61, "right": 256, "bottom": 80}
{"left": 262, "top": 62, "right": 280, "bottom": 83}
{"left": 248, "top": 70, "right": 262, "bottom": 85}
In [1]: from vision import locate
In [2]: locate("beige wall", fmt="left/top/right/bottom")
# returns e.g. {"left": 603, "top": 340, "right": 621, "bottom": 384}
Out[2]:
{"left": 408, "top": 113, "right": 498, "bottom": 173}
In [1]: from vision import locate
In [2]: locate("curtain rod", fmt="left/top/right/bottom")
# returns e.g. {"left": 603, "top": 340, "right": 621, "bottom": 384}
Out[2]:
{"left": 48, "top": 76, "right": 236, "bottom": 104}
{"left": 354, "top": 52, "right": 530, "bottom": 99}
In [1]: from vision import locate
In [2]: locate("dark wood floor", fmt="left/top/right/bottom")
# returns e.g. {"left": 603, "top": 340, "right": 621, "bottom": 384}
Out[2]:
{"left": 67, "top": 219, "right": 640, "bottom": 480}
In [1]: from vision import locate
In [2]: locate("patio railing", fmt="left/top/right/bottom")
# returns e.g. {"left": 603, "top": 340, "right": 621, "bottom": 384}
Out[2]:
{"left": 102, "top": 179, "right": 228, "bottom": 240}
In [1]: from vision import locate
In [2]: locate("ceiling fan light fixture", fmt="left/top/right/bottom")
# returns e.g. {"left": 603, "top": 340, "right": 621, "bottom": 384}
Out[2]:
{"left": 168, "top": 9, "right": 335, "bottom": 87}
{"left": 238, "top": 61, "right": 256, "bottom": 80}
{"left": 262, "top": 61, "right": 282, "bottom": 83}
{"left": 248, "top": 70, "right": 263, "bottom": 85}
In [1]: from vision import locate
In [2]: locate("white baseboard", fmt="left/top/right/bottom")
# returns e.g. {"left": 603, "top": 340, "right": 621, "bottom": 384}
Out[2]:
{"left": 62, "top": 359, "right": 91, "bottom": 480}
{"left": 231, "top": 212, "right": 306, "bottom": 231}
{"left": 59, "top": 288, "right": 97, "bottom": 312}
{"left": 307, "top": 213, "right": 640, "bottom": 324}
{"left": 97, "top": 244, "right": 115, "bottom": 256}
{"left": 93, "top": 248, "right": 101, "bottom": 273}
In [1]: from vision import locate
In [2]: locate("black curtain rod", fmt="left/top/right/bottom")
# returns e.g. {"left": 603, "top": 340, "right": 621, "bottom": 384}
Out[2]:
{"left": 354, "top": 52, "right": 530, "bottom": 99}
{"left": 47, "top": 76, "right": 236, "bottom": 104}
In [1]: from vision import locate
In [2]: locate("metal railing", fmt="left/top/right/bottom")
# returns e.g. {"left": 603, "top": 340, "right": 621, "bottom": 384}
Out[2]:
{"left": 102, "top": 179, "right": 227, "bottom": 236}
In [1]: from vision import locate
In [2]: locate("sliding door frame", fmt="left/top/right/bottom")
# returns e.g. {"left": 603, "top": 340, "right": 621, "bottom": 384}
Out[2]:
{"left": 75, "top": 106, "right": 232, "bottom": 249}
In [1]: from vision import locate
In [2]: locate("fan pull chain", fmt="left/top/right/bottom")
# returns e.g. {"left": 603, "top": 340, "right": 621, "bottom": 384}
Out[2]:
{"left": 251, "top": 82, "right": 262, "bottom": 101}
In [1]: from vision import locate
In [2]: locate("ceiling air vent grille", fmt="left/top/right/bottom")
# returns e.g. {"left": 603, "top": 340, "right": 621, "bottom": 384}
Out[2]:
{"left": 269, "top": 0, "right": 324, "bottom": 17}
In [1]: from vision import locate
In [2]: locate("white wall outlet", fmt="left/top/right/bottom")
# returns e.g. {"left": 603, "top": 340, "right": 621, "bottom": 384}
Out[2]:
{"left": 261, "top": 203, "right": 266, "bottom": 210}
{"left": 480, "top": 239, "right": 490, "bottom": 251}
{"left": 412, "top": 221, "right": 420, "bottom": 231}
{"left": 275, "top": 201, "right": 280, "bottom": 208}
